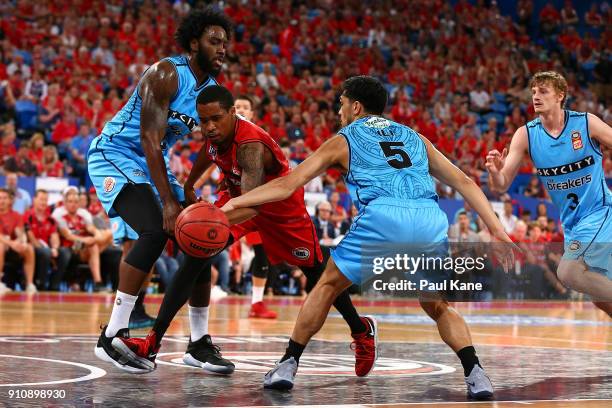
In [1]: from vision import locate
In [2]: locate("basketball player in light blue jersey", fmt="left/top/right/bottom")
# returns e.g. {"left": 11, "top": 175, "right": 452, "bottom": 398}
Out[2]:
{"left": 486, "top": 71, "right": 612, "bottom": 312}
{"left": 222, "top": 76, "right": 516, "bottom": 398}
{"left": 88, "top": 8, "right": 235, "bottom": 374}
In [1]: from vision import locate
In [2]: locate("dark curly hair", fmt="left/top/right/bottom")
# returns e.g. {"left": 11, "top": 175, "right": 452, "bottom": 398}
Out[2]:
{"left": 174, "top": 7, "right": 233, "bottom": 53}
{"left": 342, "top": 76, "right": 388, "bottom": 115}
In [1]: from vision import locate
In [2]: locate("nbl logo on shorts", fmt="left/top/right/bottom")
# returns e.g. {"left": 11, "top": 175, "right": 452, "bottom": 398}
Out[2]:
{"left": 103, "top": 177, "right": 116, "bottom": 193}
{"left": 292, "top": 247, "right": 311, "bottom": 260}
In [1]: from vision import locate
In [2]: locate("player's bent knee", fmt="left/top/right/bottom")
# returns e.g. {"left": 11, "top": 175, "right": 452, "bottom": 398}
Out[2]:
{"left": 124, "top": 231, "right": 167, "bottom": 273}
{"left": 556, "top": 260, "right": 584, "bottom": 290}
{"left": 419, "top": 298, "right": 449, "bottom": 321}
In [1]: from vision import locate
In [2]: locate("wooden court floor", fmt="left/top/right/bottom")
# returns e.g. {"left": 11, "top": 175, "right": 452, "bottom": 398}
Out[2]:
{"left": 0, "top": 293, "right": 610, "bottom": 407}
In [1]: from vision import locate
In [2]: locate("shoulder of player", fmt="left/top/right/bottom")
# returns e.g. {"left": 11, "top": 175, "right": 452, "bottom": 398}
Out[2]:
{"left": 235, "top": 119, "right": 272, "bottom": 144}
{"left": 138, "top": 60, "right": 179, "bottom": 96}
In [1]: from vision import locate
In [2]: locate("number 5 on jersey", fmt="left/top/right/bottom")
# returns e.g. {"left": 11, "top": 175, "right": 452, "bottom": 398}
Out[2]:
{"left": 379, "top": 141, "right": 412, "bottom": 169}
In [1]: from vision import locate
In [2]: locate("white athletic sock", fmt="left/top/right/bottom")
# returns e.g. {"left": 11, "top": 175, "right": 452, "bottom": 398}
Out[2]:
{"left": 105, "top": 291, "right": 138, "bottom": 337}
{"left": 189, "top": 306, "right": 209, "bottom": 342}
{"left": 252, "top": 285, "right": 265, "bottom": 304}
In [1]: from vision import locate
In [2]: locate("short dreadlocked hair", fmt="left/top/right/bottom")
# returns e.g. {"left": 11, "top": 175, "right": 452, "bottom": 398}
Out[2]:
{"left": 174, "top": 7, "right": 233, "bottom": 53}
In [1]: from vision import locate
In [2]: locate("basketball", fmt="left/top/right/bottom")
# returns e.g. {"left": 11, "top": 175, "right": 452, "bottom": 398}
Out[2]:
{"left": 174, "top": 202, "right": 230, "bottom": 258}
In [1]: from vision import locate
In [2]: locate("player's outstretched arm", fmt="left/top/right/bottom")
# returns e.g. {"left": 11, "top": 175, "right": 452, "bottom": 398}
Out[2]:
{"left": 423, "top": 134, "right": 517, "bottom": 271}
{"left": 588, "top": 113, "right": 612, "bottom": 148}
{"left": 423, "top": 134, "right": 509, "bottom": 240}
{"left": 485, "top": 126, "right": 528, "bottom": 192}
{"left": 139, "top": 60, "right": 181, "bottom": 235}
{"left": 222, "top": 135, "right": 348, "bottom": 212}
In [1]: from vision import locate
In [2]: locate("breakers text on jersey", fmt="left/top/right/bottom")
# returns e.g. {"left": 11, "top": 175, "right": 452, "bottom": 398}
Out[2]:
{"left": 547, "top": 175, "right": 592, "bottom": 191}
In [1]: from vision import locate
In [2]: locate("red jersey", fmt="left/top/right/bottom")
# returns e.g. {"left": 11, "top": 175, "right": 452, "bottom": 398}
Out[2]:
{"left": 0, "top": 210, "right": 23, "bottom": 239}
{"left": 56, "top": 210, "right": 92, "bottom": 247}
{"left": 206, "top": 118, "right": 322, "bottom": 267}
{"left": 23, "top": 209, "right": 57, "bottom": 245}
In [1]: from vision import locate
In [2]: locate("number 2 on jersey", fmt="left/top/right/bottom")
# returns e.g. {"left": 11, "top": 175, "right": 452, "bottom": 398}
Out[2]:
{"left": 379, "top": 142, "right": 412, "bottom": 169}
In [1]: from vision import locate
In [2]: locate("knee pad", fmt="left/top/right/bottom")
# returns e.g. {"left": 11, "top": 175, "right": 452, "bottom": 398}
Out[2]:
{"left": 124, "top": 230, "right": 168, "bottom": 273}
{"left": 253, "top": 264, "right": 269, "bottom": 279}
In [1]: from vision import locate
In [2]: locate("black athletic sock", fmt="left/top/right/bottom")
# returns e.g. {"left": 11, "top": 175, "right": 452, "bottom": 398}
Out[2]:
{"left": 457, "top": 346, "right": 481, "bottom": 376}
{"left": 281, "top": 338, "right": 306, "bottom": 364}
{"left": 334, "top": 291, "right": 366, "bottom": 334}
{"left": 134, "top": 290, "right": 146, "bottom": 311}
{"left": 152, "top": 255, "right": 212, "bottom": 345}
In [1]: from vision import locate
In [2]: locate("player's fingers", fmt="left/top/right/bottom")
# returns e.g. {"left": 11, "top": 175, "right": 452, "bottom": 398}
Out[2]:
{"left": 501, "top": 148, "right": 508, "bottom": 159}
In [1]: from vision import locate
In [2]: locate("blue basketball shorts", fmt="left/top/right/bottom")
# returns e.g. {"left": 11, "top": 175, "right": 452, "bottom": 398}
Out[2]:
{"left": 563, "top": 206, "right": 612, "bottom": 277}
{"left": 87, "top": 137, "right": 184, "bottom": 217}
{"left": 110, "top": 216, "right": 139, "bottom": 245}
{"left": 331, "top": 197, "right": 449, "bottom": 285}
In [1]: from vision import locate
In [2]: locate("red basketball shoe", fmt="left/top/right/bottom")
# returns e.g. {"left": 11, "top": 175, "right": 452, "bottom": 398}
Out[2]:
{"left": 350, "top": 316, "right": 378, "bottom": 377}
{"left": 248, "top": 301, "right": 278, "bottom": 319}
{"left": 111, "top": 330, "right": 160, "bottom": 373}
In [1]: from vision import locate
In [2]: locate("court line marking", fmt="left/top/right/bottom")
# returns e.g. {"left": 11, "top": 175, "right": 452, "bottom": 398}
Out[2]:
{"left": 0, "top": 354, "right": 106, "bottom": 387}
{"left": 156, "top": 352, "right": 457, "bottom": 376}
{"left": 233, "top": 399, "right": 612, "bottom": 407}
{"left": 2, "top": 334, "right": 609, "bottom": 353}
{"left": 8, "top": 332, "right": 611, "bottom": 350}
{"left": 1, "top": 312, "right": 608, "bottom": 347}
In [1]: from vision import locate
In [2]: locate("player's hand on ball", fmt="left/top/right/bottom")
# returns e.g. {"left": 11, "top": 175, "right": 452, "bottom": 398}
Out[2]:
{"left": 220, "top": 201, "right": 235, "bottom": 213}
{"left": 163, "top": 199, "right": 183, "bottom": 236}
{"left": 485, "top": 148, "right": 507, "bottom": 174}
{"left": 184, "top": 186, "right": 199, "bottom": 206}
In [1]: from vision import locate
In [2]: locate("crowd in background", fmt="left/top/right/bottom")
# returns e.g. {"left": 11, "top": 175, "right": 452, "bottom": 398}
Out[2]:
{"left": 0, "top": 0, "right": 610, "bottom": 297}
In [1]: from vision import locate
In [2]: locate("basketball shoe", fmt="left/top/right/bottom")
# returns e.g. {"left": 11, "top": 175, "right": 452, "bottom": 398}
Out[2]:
{"left": 350, "top": 315, "right": 378, "bottom": 377}
{"left": 94, "top": 325, "right": 154, "bottom": 374}
{"left": 248, "top": 301, "right": 277, "bottom": 319}
{"left": 465, "top": 365, "right": 494, "bottom": 400}
{"left": 111, "top": 330, "right": 159, "bottom": 373}
{"left": 182, "top": 335, "right": 235, "bottom": 374}
{"left": 263, "top": 357, "right": 298, "bottom": 390}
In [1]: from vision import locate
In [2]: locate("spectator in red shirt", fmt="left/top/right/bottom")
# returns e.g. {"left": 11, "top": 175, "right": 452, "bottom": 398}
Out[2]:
{"left": 560, "top": 0, "right": 579, "bottom": 26}
{"left": 0, "top": 123, "right": 17, "bottom": 166}
{"left": 51, "top": 110, "right": 78, "bottom": 145}
{"left": 53, "top": 190, "right": 106, "bottom": 292}
{"left": 585, "top": 3, "right": 604, "bottom": 28}
{"left": 4, "top": 141, "right": 37, "bottom": 177}
{"left": 24, "top": 189, "right": 71, "bottom": 291}
{"left": 37, "top": 145, "right": 64, "bottom": 177}
{"left": 0, "top": 188, "right": 36, "bottom": 293}
{"left": 540, "top": 1, "right": 561, "bottom": 36}
{"left": 28, "top": 132, "right": 44, "bottom": 165}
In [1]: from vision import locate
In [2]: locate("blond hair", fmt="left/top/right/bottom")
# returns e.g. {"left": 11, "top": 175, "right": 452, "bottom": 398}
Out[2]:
{"left": 529, "top": 71, "right": 568, "bottom": 108}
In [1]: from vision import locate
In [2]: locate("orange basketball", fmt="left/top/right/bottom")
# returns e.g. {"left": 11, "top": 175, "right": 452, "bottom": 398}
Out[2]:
{"left": 175, "top": 202, "right": 230, "bottom": 258}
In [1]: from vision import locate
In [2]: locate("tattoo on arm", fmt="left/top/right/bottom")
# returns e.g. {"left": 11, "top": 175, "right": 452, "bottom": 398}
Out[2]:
{"left": 237, "top": 142, "right": 266, "bottom": 193}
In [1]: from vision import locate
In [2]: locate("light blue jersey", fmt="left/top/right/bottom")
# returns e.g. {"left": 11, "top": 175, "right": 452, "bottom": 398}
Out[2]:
{"left": 87, "top": 55, "right": 218, "bottom": 216}
{"left": 339, "top": 116, "right": 438, "bottom": 210}
{"left": 527, "top": 110, "right": 611, "bottom": 274}
{"left": 331, "top": 116, "right": 448, "bottom": 284}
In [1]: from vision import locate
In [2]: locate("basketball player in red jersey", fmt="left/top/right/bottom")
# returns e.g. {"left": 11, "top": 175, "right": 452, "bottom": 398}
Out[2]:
{"left": 112, "top": 85, "right": 378, "bottom": 377}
